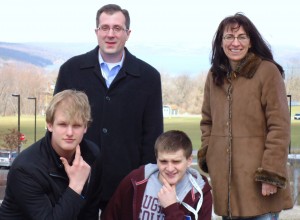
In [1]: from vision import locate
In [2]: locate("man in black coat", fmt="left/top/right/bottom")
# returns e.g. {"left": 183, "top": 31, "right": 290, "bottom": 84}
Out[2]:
{"left": 0, "top": 90, "right": 102, "bottom": 219}
{"left": 54, "top": 4, "right": 163, "bottom": 211}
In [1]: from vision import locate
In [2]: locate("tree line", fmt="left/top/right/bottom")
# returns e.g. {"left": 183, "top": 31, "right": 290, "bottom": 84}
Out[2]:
{"left": 0, "top": 62, "right": 300, "bottom": 117}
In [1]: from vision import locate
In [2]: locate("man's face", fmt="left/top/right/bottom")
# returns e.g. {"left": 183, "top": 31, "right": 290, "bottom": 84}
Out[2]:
{"left": 157, "top": 149, "right": 192, "bottom": 186}
{"left": 47, "top": 105, "right": 87, "bottom": 157}
{"left": 95, "top": 11, "right": 131, "bottom": 62}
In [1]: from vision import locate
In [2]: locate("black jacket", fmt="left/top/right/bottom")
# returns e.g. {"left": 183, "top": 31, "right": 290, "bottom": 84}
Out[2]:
{"left": 0, "top": 131, "right": 101, "bottom": 220}
{"left": 54, "top": 46, "right": 163, "bottom": 202}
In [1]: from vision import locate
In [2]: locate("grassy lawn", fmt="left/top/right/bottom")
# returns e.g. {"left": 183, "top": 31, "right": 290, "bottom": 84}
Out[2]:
{"left": 290, "top": 106, "right": 300, "bottom": 153}
{"left": 164, "top": 116, "right": 202, "bottom": 150}
{"left": 1, "top": 110, "right": 300, "bottom": 153}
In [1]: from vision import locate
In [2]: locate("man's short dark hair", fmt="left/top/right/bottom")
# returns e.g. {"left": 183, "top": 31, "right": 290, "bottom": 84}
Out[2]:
{"left": 96, "top": 4, "right": 130, "bottom": 29}
{"left": 154, "top": 130, "right": 193, "bottom": 159}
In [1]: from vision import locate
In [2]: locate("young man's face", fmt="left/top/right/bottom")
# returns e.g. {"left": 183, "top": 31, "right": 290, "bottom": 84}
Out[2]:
{"left": 47, "top": 105, "right": 87, "bottom": 158}
{"left": 157, "top": 149, "right": 192, "bottom": 186}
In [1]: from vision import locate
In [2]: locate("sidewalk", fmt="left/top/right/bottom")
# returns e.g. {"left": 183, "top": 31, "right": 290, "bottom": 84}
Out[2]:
{"left": 212, "top": 206, "right": 300, "bottom": 220}
{"left": 280, "top": 206, "right": 300, "bottom": 220}
{"left": 0, "top": 200, "right": 299, "bottom": 219}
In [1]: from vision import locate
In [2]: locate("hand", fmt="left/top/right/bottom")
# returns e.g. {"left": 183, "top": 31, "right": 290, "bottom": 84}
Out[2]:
{"left": 157, "top": 175, "right": 177, "bottom": 208}
{"left": 262, "top": 182, "right": 277, "bottom": 196}
{"left": 60, "top": 145, "right": 91, "bottom": 195}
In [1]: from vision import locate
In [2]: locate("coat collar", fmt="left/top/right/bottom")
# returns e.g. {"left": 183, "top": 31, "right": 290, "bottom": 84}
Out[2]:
{"left": 45, "top": 131, "right": 64, "bottom": 170}
{"left": 221, "top": 53, "right": 262, "bottom": 80}
{"left": 79, "top": 46, "right": 141, "bottom": 77}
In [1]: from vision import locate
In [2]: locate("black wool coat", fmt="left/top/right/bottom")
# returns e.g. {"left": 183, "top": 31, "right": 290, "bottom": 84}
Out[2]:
{"left": 0, "top": 131, "right": 101, "bottom": 220}
{"left": 54, "top": 46, "right": 163, "bottom": 202}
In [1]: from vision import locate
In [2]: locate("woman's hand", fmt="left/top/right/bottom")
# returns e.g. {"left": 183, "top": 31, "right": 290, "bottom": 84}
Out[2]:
{"left": 262, "top": 182, "right": 277, "bottom": 196}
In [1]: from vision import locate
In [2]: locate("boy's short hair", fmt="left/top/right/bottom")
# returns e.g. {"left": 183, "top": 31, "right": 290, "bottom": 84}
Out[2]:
{"left": 154, "top": 130, "right": 193, "bottom": 159}
{"left": 46, "top": 90, "right": 92, "bottom": 126}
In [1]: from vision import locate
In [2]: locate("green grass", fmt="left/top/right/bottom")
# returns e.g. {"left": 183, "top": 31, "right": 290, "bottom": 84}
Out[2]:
{"left": 164, "top": 116, "right": 202, "bottom": 149}
{"left": 290, "top": 106, "right": 300, "bottom": 152}
{"left": 1, "top": 110, "right": 300, "bottom": 153}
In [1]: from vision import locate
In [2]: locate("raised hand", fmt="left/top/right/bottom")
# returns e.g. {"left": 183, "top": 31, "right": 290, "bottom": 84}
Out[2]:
{"left": 157, "top": 175, "right": 177, "bottom": 208}
{"left": 60, "top": 145, "right": 91, "bottom": 195}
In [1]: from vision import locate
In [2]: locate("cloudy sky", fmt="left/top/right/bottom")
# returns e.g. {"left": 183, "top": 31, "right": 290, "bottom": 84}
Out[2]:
{"left": 1, "top": 0, "right": 299, "bottom": 47}
{"left": 1, "top": 0, "right": 299, "bottom": 75}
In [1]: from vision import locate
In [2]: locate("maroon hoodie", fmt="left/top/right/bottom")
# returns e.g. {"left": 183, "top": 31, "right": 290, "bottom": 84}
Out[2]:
{"left": 101, "top": 164, "right": 212, "bottom": 220}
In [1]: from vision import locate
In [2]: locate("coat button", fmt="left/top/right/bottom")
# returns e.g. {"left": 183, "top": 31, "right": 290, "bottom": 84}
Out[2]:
{"left": 105, "top": 96, "right": 110, "bottom": 101}
{"left": 102, "top": 128, "right": 108, "bottom": 133}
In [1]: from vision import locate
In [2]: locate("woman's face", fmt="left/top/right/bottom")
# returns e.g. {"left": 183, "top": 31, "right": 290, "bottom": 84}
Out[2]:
{"left": 221, "top": 25, "right": 251, "bottom": 69}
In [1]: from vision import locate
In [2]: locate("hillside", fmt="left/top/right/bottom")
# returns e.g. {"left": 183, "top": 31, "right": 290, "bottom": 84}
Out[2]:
{"left": 0, "top": 42, "right": 57, "bottom": 67}
{"left": 0, "top": 41, "right": 211, "bottom": 75}
{"left": 0, "top": 41, "right": 300, "bottom": 76}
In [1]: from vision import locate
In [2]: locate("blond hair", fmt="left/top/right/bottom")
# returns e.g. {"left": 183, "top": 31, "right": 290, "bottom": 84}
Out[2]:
{"left": 46, "top": 90, "right": 92, "bottom": 126}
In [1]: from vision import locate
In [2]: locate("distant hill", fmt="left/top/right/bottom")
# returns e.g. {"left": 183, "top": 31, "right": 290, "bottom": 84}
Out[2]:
{"left": 276, "top": 48, "right": 300, "bottom": 77}
{"left": 0, "top": 41, "right": 211, "bottom": 75}
{"left": 0, "top": 42, "right": 56, "bottom": 67}
{"left": 0, "top": 41, "right": 300, "bottom": 76}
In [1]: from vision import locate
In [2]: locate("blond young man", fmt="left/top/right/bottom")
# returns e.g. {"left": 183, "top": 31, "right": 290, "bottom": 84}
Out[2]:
{"left": 0, "top": 90, "right": 101, "bottom": 219}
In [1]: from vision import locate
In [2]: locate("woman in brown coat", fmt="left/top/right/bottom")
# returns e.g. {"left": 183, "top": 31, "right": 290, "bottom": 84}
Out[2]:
{"left": 198, "top": 13, "right": 293, "bottom": 219}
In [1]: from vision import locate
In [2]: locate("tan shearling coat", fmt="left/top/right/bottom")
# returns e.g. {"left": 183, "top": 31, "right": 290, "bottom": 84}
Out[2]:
{"left": 198, "top": 54, "right": 293, "bottom": 218}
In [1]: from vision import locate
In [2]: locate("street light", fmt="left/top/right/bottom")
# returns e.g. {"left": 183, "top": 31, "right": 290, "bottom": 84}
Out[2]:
{"left": 28, "top": 97, "right": 37, "bottom": 142}
{"left": 12, "top": 94, "right": 21, "bottom": 153}
{"left": 287, "top": 94, "right": 292, "bottom": 154}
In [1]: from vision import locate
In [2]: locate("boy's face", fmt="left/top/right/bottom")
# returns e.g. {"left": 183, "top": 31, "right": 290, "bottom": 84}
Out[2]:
{"left": 47, "top": 105, "right": 87, "bottom": 158}
{"left": 157, "top": 149, "right": 192, "bottom": 186}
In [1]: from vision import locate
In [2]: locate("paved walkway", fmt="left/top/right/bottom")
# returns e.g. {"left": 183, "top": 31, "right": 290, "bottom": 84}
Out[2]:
{"left": 0, "top": 200, "right": 299, "bottom": 219}
{"left": 212, "top": 206, "right": 300, "bottom": 220}
{"left": 280, "top": 206, "right": 300, "bottom": 220}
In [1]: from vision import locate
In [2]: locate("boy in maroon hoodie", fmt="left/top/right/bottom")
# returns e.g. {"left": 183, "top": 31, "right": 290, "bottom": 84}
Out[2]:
{"left": 102, "top": 130, "right": 212, "bottom": 220}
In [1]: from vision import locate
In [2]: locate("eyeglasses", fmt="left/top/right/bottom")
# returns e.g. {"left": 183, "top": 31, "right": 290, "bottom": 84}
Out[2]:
{"left": 96, "top": 25, "right": 128, "bottom": 34}
{"left": 223, "top": 34, "right": 249, "bottom": 43}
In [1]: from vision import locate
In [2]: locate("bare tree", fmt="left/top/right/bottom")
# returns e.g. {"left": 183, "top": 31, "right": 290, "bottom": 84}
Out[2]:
{"left": 161, "top": 71, "right": 207, "bottom": 114}
{"left": 4, "top": 60, "right": 299, "bottom": 118}
{"left": 0, "top": 62, "right": 56, "bottom": 116}
{"left": 285, "top": 66, "right": 300, "bottom": 102}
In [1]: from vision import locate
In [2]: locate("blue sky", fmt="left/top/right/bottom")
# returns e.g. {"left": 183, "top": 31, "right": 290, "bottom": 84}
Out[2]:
{"left": 1, "top": 0, "right": 299, "bottom": 75}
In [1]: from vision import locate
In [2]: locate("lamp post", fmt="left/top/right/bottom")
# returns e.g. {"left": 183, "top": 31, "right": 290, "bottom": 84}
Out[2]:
{"left": 28, "top": 97, "right": 37, "bottom": 142}
{"left": 287, "top": 94, "right": 292, "bottom": 154}
{"left": 12, "top": 94, "right": 21, "bottom": 153}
